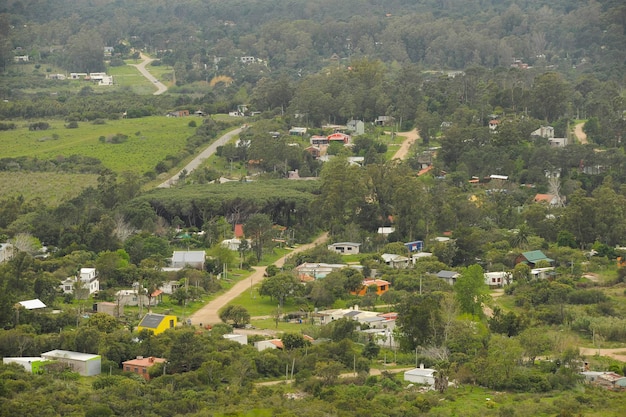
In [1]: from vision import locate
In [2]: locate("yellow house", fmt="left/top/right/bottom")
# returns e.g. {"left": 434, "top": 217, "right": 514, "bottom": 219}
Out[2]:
{"left": 137, "top": 313, "right": 177, "bottom": 335}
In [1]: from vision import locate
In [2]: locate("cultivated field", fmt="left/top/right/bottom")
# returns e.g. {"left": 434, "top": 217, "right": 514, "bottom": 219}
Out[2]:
{"left": 0, "top": 172, "right": 99, "bottom": 205}
{"left": 0, "top": 116, "right": 196, "bottom": 175}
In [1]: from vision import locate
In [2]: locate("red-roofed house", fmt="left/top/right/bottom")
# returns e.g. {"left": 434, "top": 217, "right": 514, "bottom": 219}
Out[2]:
{"left": 234, "top": 224, "right": 244, "bottom": 238}
{"left": 254, "top": 339, "right": 284, "bottom": 351}
{"left": 123, "top": 356, "right": 166, "bottom": 380}
{"left": 327, "top": 132, "right": 350, "bottom": 144}
{"left": 534, "top": 193, "right": 559, "bottom": 206}
{"left": 489, "top": 119, "right": 500, "bottom": 131}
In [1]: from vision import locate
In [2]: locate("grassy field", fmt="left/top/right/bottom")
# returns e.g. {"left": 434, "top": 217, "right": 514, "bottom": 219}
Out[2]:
{"left": 0, "top": 172, "right": 99, "bottom": 204}
{"left": 0, "top": 116, "right": 195, "bottom": 175}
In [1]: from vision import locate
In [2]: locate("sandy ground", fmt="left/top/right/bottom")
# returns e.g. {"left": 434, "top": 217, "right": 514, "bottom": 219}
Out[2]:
{"left": 129, "top": 53, "right": 168, "bottom": 95}
{"left": 574, "top": 122, "right": 588, "bottom": 144}
{"left": 189, "top": 232, "right": 329, "bottom": 325}
{"left": 392, "top": 129, "right": 420, "bottom": 160}
{"left": 578, "top": 347, "right": 626, "bottom": 362}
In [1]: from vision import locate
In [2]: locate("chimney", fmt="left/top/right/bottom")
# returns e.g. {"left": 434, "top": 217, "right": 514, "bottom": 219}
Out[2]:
{"left": 419, "top": 363, "right": 424, "bottom": 369}
{"left": 137, "top": 356, "right": 143, "bottom": 360}
{"left": 149, "top": 357, "right": 154, "bottom": 363}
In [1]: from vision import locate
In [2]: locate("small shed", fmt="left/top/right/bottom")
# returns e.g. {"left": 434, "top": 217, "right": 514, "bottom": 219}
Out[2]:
{"left": 223, "top": 333, "right": 248, "bottom": 345}
{"left": 404, "top": 365, "right": 437, "bottom": 387}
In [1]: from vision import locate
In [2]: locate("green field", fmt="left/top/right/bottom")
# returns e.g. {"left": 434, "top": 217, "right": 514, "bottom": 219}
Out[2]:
{"left": 0, "top": 116, "right": 196, "bottom": 175}
{"left": 0, "top": 172, "right": 99, "bottom": 204}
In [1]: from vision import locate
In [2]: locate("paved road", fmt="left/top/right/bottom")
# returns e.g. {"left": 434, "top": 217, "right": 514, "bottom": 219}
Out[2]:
{"left": 189, "top": 232, "right": 329, "bottom": 325}
{"left": 129, "top": 53, "right": 168, "bottom": 95}
{"left": 157, "top": 127, "right": 243, "bottom": 188}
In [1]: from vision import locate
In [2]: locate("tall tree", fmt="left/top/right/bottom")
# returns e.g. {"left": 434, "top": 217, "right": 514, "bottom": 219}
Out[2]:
{"left": 454, "top": 264, "right": 489, "bottom": 317}
{"left": 530, "top": 72, "right": 570, "bottom": 122}
{"left": 244, "top": 213, "right": 273, "bottom": 261}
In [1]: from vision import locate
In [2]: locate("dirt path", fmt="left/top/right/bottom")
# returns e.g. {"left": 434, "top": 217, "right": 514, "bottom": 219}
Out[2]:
{"left": 129, "top": 53, "right": 168, "bottom": 95}
{"left": 482, "top": 289, "right": 505, "bottom": 318}
{"left": 574, "top": 122, "right": 588, "bottom": 144}
{"left": 157, "top": 127, "right": 243, "bottom": 188}
{"left": 579, "top": 347, "right": 626, "bottom": 362}
{"left": 189, "top": 232, "right": 329, "bottom": 325}
{"left": 392, "top": 129, "right": 420, "bottom": 160}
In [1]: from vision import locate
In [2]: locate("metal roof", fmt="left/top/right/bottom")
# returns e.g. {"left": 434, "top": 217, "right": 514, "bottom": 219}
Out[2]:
{"left": 138, "top": 313, "right": 167, "bottom": 329}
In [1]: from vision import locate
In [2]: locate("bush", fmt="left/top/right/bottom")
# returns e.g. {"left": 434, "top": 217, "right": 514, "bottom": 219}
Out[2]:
{"left": 28, "top": 121, "right": 50, "bottom": 131}
{"left": 0, "top": 122, "right": 16, "bottom": 131}
{"left": 66, "top": 121, "right": 78, "bottom": 129}
{"left": 188, "top": 120, "right": 197, "bottom": 127}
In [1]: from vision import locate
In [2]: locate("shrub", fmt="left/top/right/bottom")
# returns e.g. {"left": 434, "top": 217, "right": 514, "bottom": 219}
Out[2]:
{"left": 0, "top": 122, "right": 16, "bottom": 131}
{"left": 66, "top": 121, "right": 79, "bottom": 129}
{"left": 188, "top": 120, "right": 197, "bottom": 127}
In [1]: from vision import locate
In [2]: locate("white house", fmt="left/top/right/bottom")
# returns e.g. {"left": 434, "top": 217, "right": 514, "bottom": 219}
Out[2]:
{"left": 404, "top": 364, "right": 437, "bottom": 387}
{"left": 171, "top": 251, "right": 206, "bottom": 270}
{"left": 377, "top": 227, "right": 395, "bottom": 237}
{"left": 484, "top": 271, "right": 511, "bottom": 287}
{"left": 254, "top": 339, "right": 283, "bottom": 352}
{"left": 0, "top": 243, "right": 14, "bottom": 263}
{"left": 436, "top": 270, "right": 459, "bottom": 285}
{"left": 115, "top": 289, "right": 150, "bottom": 307}
{"left": 327, "top": 242, "right": 361, "bottom": 255}
{"left": 60, "top": 268, "right": 99, "bottom": 298}
{"left": 159, "top": 280, "right": 181, "bottom": 295}
{"left": 381, "top": 253, "right": 411, "bottom": 269}
{"left": 41, "top": 350, "right": 101, "bottom": 376}
{"left": 223, "top": 333, "right": 248, "bottom": 345}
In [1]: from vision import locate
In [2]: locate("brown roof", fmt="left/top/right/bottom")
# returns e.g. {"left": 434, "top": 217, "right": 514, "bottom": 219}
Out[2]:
{"left": 123, "top": 356, "right": 166, "bottom": 367}
{"left": 534, "top": 193, "right": 555, "bottom": 203}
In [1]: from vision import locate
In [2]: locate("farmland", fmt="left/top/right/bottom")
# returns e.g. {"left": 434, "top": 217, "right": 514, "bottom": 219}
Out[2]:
{"left": 0, "top": 116, "right": 197, "bottom": 175}
{"left": 0, "top": 171, "right": 99, "bottom": 204}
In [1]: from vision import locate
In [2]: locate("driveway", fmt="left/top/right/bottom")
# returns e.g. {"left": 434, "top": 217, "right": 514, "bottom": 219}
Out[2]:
{"left": 392, "top": 129, "right": 420, "bottom": 160}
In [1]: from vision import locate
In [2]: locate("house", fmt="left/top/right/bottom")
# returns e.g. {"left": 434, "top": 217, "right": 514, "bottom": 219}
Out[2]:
{"left": 41, "top": 350, "right": 101, "bottom": 376}
{"left": 103, "top": 46, "right": 114, "bottom": 56}
{"left": 327, "top": 132, "right": 350, "bottom": 144}
{"left": 310, "top": 135, "right": 329, "bottom": 146}
{"left": 159, "top": 280, "right": 181, "bottom": 295}
{"left": 352, "top": 279, "right": 390, "bottom": 296}
{"left": 548, "top": 137, "right": 568, "bottom": 147}
{"left": 136, "top": 313, "right": 177, "bottom": 335}
{"left": 305, "top": 145, "right": 321, "bottom": 158}
{"left": 412, "top": 252, "right": 434, "bottom": 264}
{"left": 14, "top": 55, "right": 29, "bottom": 62}
{"left": 347, "top": 119, "right": 365, "bottom": 135}
{"left": 171, "top": 250, "right": 206, "bottom": 270}
{"left": 254, "top": 339, "right": 283, "bottom": 351}
{"left": 381, "top": 253, "right": 411, "bottom": 269}
{"left": 404, "top": 364, "right": 437, "bottom": 387}
{"left": 70, "top": 72, "right": 88, "bottom": 80}
{"left": 240, "top": 56, "right": 256, "bottom": 64}
{"left": 222, "top": 238, "right": 251, "bottom": 251}
{"left": 484, "top": 271, "right": 510, "bottom": 287}
{"left": 98, "top": 75, "right": 114, "bottom": 86}
{"left": 123, "top": 356, "right": 166, "bottom": 380}
{"left": 377, "top": 227, "right": 395, "bottom": 237}
{"left": 534, "top": 193, "right": 560, "bottom": 206}
{"left": 234, "top": 224, "right": 245, "bottom": 238}
{"left": 531, "top": 126, "right": 554, "bottom": 139}
{"left": 289, "top": 127, "right": 307, "bottom": 136}
{"left": 375, "top": 116, "right": 395, "bottom": 126}
{"left": 2, "top": 357, "right": 50, "bottom": 374}
{"left": 60, "top": 268, "right": 100, "bottom": 298}
{"left": 115, "top": 289, "right": 149, "bottom": 307}
{"left": 516, "top": 250, "right": 554, "bottom": 267}
{"left": 488, "top": 119, "right": 500, "bottom": 131}
{"left": 313, "top": 306, "right": 383, "bottom": 325}
{"left": 416, "top": 153, "right": 434, "bottom": 170}
{"left": 0, "top": 243, "right": 14, "bottom": 263}
{"left": 582, "top": 371, "right": 626, "bottom": 389}
{"left": 166, "top": 110, "right": 190, "bottom": 117}
{"left": 223, "top": 333, "right": 248, "bottom": 345}
{"left": 93, "top": 301, "right": 123, "bottom": 318}
{"left": 405, "top": 241, "right": 424, "bottom": 252}
{"left": 295, "top": 262, "right": 360, "bottom": 280}
{"left": 347, "top": 156, "right": 365, "bottom": 166}
{"left": 327, "top": 242, "right": 361, "bottom": 255}
{"left": 437, "top": 270, "right": 459, "bottom": 285}
{"left": 530, "top": 267, "right": 556, "bottom": 280}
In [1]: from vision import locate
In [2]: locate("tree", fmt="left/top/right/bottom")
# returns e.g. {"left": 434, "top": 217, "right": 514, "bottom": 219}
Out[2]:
{"left": 454, "top": 264, "right": 489, "bottom": 317}
{"left": 218, "top": 305, "right": 251, "bottom": 328}
{"left": 530, "top": 72, "right": 570, "bottom": 122}
{"left": 65, "top": 28, "right": 105, "bottom": 72}
{"left": 244, "top": 213, "right": 273, "bottom": 261}
{"left": 282, "top": 333, "right": 309, "bottom": 350}
{"left": 258, "top": 272, "right": 303, "bottom": 307}
{"left": 518, "top": 327, "right": 553, "bottom": 365}
{"left": 395, "top": 293, "right": 443, "bottom": 350}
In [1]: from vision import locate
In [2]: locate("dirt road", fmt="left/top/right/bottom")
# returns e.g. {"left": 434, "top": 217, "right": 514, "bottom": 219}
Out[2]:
{"left": 579, "top": 347, "right": 626, "bottom": 362}
{"left": 392, "top": 129, "right": 420, "bottom": 160}
{"left": 129, "top": 53, "right": 168, "bottom": 95}
{"left": 189, "top": 232, "right": 329, "bottom": 325}
{"left": 574, "top": 122, "right": 588, "bottom": 144}
{"left": 157, "top": 127, "right": 243, "bottom": 188}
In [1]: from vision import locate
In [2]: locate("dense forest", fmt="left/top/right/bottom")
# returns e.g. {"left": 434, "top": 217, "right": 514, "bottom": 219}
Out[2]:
{"left": 1, "top": 0, "right": 626, "bottom": 416}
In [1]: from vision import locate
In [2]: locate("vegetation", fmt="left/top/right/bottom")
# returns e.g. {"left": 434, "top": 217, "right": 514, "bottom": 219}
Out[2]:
{"left": 1, "top": 0, "right": 626, "bottom": 415}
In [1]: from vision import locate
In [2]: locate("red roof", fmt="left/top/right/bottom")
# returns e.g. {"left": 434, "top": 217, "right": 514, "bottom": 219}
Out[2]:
{"left": 123, "top": 356, "right": 166, "bottom": 367}
{"left": 234, "top": 224, "right": 244, "bottom": 238}
{"left": 151, "top": 289, "right": 163, "bottom": 297}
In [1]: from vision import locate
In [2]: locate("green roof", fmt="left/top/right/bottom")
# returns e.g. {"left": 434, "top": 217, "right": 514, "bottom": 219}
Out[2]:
{"left": 521, "top": 250, "right": 554, "bottom": 263}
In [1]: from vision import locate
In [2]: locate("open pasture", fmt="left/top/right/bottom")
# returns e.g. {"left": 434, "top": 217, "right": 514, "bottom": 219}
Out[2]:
{"left": 0, "top": 172, "right": 99, "bottom": 205}
{"left": 0, "top": 116, "right": 196, "bottom": 175}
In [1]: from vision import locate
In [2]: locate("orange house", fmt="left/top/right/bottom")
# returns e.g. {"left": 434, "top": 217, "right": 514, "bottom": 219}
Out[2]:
{"left": 352, "top": 279, "right": 390, "bottom": 296}
{"left": 123, "top": 356, "right": 166, "bottom": 380}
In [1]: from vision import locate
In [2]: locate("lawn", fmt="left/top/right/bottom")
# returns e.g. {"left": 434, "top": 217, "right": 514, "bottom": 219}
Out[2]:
{"left": 0, "top": 116, "right": 195, "bottom": 175}
{"left": 0, "top": 172, "right": 99, "bottom": 204}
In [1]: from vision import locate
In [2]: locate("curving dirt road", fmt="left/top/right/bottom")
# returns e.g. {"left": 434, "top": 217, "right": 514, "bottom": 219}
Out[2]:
{"left": 189, "top": 232, "right": 329, "bottom": 325}
{"left": 574, "top": 122, "right": 588, "bottom": 145}
{"left": 129, "top": 53, "right": 168, "bottom": 95}
{"left": 157, "top": 127, "right": 243, "bottom": 188}
{"left": 392, "top": 129, "right": 420, "bottom": 160}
